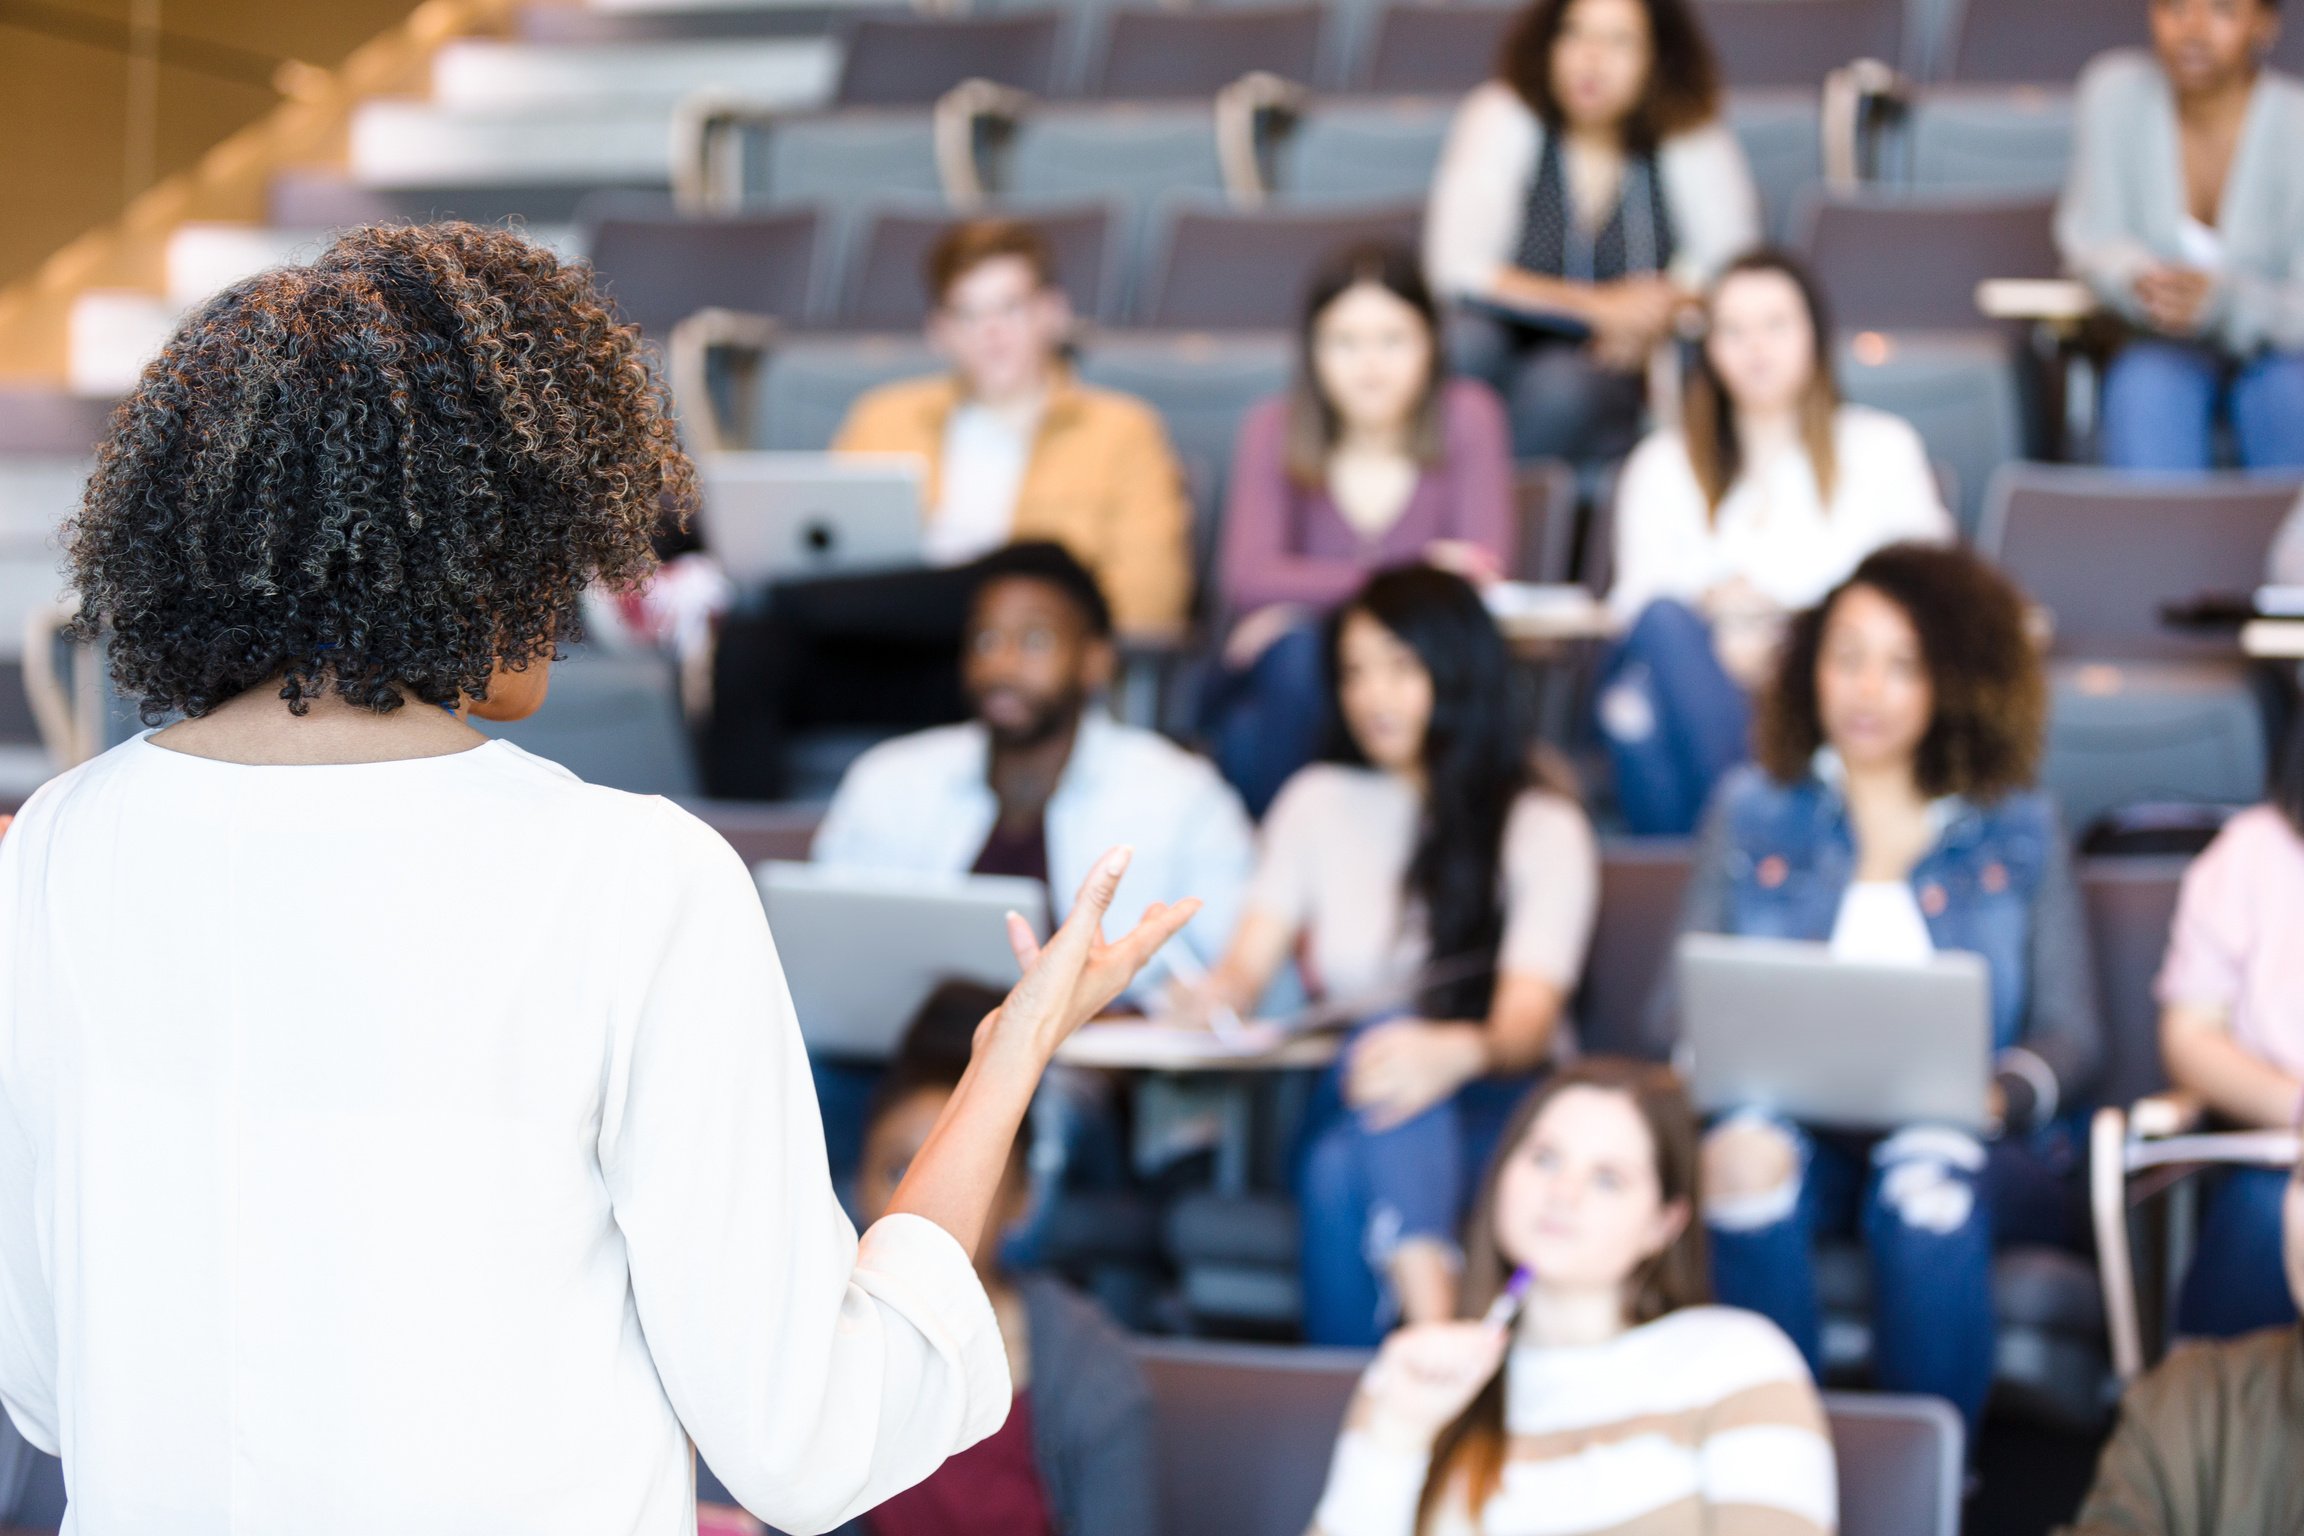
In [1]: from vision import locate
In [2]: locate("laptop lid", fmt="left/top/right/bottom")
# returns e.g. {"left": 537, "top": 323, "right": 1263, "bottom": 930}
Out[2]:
{"left": 758, "top": 861, "right": 1048, "bottom": 1060}
{"left": 1675, "top": 933, "right": 1995, "bottom": 1132}
{"left": 698, "top": 451, "right": 925, "bottom": 586}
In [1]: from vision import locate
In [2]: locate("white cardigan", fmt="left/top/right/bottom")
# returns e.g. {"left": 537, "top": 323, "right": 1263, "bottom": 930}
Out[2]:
{"left": 2056, "top": 51, "right": 2304, "bottom": 355}
{"left": 1606, "top": 404, "right": 1954, "bottom": 622}
{"left": 1423, "top": 81, "right": 1763, "bottom": 302}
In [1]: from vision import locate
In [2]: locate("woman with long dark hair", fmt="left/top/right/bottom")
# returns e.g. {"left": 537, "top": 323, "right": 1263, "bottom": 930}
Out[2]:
{"left": 0, "top": 223, "right": 1192, "bottom": 1532}
{"left": 1597, "top": 251, "right": 1950, "bottom": 835}
{"left": 1208, "top": 242, "right": 1517, "bottom": 815}
{"left": 1305, "top": 1059, "right": 1833, "bottom": 1536}
{"left": 1426, "top": 0, "right": 1760, "bottom": 464}
{"left": 1183, "top": 565, "right": 1597, "bottom": 1344}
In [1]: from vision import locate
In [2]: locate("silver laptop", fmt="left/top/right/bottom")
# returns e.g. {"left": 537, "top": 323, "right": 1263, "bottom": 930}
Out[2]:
{"left": 698, "top": 452, "right": 925, "bottom": 586}
{"left": 1675, "top": 934, "right": 1994, "bottom": 1132}
{"left": 759, "top": 862, "right": 1049, "bottom": 1059}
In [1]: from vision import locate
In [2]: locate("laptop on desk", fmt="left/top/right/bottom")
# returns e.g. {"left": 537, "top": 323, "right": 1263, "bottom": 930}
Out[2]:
{"left": 1675, "top": 933, "right": 1994, "bottom": 1133}
{"left": 758, "top": 861, "right": 1048, "bottom": 1060}
{"left": 698, "top": 452, "right": 925, "bottom": 587}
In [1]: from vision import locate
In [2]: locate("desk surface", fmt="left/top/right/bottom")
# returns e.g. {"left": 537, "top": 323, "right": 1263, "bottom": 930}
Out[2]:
{"left": 2241, "top": 619, "right": 2304, "bottom": 659}
{"left": 1057, "top": 1021, "right": 1341, "bottom": 1072}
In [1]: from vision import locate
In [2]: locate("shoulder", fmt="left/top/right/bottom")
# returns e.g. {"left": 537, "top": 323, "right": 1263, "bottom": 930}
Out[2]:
{"left": 1238, "top": 392, "right": 1292, "bottom": 443}
{"left": 2192, "top": 804, "right": 2301, "bottom": 883}
{"left": 1264, "top": 763, "right": 1376, "bottom": 832}
{"left": 1093, "top": 720, "right": 1236, "bottom": 799}
{"left": 1505, "top": 787, "right": 1598, "bottom": 860}
{"left": 1659, "top": 120, "right": 1749, "bottom": 174}
{"left": 1621, "top": 425, "right": 1697, "bottom": 489}
{"left": 835, "top": 722, "right": 981, "bottom": 792}
{"left": 841, "top": 374, "right": 948, "bottom": 432}
{"left": 2124, "top": 1328, "right": 2299, "bottom": 1435}
{"left": 1070, "top": 385, "right": 1169, "bottom": 441}
{"left": 1440, "top": 378, "right": 1509, "bottom": 438}
{"left": 2076, "top": 48, "right": 2165, "bottom": 106}
{"left": 2262, "top": 67, "right": 2304, "bottom": 115}
{"left": 1716, "top": 762, "right": 1803, "bottom": 825}
{"left": 1834, "top": 403, "right": 1927, "bottom": 458}
{"left": 1453, "top": 81, "right": 1540, "bottom": 143}
{"left": 1973, "top": 787, "right": 2063, "bottom": 844}
{"left": 1653, "top": 1306, "right": 1815, "bottom": 1379}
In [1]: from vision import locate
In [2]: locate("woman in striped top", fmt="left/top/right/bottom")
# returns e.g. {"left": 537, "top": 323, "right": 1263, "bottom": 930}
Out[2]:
{"left": 1309, "top": 1059, "right": 1836, "bottom": 1536}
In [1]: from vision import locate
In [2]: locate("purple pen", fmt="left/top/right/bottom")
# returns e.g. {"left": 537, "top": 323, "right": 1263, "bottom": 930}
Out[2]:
{"left": 1480, "top": 1266, "right": 1535, "bottom": 1330}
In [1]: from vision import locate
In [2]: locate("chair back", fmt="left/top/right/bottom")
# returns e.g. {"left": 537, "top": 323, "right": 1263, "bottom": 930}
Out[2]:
{"left": 834, "top": 12, "right": 1062, "bottom": 106}
{"left": 1702, "top": 0, "right": 1905, "bottom": 86}
{"left": 1139, "top": 202, "right": 1422, "bottom": 330}
{"left": 1800, "top": 191, "right": 2057, "bottom": 331}
{"left": 580, "top": 199, "right": 823, "bottom": 336}
{"left": 1090, "top": 5, "right": 1327, "bottom": 98}
{"left": 1978, "top": 465, "right": 2303, "bottom": 660}
{"left": 1361, "top": 2, "right": 1518, "bottom": 93}
{"left": 1577, "top": 839, "right": 1694, "bottom": 1061}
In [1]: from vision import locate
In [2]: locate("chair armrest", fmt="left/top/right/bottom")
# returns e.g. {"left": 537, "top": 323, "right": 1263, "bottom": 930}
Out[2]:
{"left": 1821, "top": 59, "right": 1906, "bottom": 191}
{"left": 2130, "top": 1090, "right": 2206, "bottom": 1141}
{"left": 671, "top": 90, "right": 795, "bottom": 215}
{"left": 1214, "top": 70, "right": 1310, "bottom": 209}
{"left": 934, "top": 78, "right": 1035, "bottom": 209}
{"left": 665, "top": 308, "right": 781, "bottom": 453}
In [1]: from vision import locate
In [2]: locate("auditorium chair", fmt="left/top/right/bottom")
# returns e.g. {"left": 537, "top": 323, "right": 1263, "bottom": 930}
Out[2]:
{"left": 1135, "top": 1338, "right": 1966, "bottom": 1536}
{"left": 832, "top": 11, "right": 1063, "bottom": 106}
{"left": 1898, "top": 87, "right": 2076, "bottom": 196}
{"left": 578, "top": 197, "right": 826, "bottom": 336}
{"left": 1085, "top": 6, "right": 1329, "bottom": 99}
{"left": 1701, "top": 0, "right": 1907, "bottom": 87}
{"left": 1356, "top": 1, "right": 1519, "bottom": 93}
{"left": 1266, "top": 96, "right": 1456, "bottom": 207}
{"left": 1978, "top": 465, "right": 2299, "bottom": 840}
{"left": 1135, "top": 201, "right": 1423, "bottom": 330}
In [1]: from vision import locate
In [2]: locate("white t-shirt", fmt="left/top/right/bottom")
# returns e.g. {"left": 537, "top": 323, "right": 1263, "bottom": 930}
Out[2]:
{"left": 926, "top": 403, "right": 1034, "bottom": 565}
{"left": 1606, "top": 404, "right": 1954, "bottom": 623}
{"left": 0, "top": 735, "right": 1008, "bottom": 1535}
{"left": 1830, "top": 880, "right": 1937, "bottom": 965}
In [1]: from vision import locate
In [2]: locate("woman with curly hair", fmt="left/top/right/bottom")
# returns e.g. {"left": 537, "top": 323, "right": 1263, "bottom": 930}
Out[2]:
{"left": 0, "top": 223, "right": 1191, "bottom": 1534}
{"left": 1651, "top": 542, "right": 2103, "bottom": 1440}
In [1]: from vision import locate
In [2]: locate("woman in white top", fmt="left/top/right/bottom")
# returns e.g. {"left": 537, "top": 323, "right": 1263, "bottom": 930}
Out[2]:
{"left": 1183, "top": 565, "right": 1599, "bottom": 1345}
{"left": 0, "top": 223, "right": 1192, "bottom": 1536}
{"left": 1597, "top": 251, "right": 1952, "bottom": 835}
{"left": 1425, "top": 0, "right": 1760, "bottom": 464}
{"left": 1308, "top": 1058, "right": 1834, "bottom": 1536}
{"left": 2055, "top": 0, "right": 2304, "bottom": 471}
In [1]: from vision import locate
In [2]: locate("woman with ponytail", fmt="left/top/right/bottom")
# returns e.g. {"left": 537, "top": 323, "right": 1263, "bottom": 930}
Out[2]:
{"left": 1307, "top": 1059, "right": 1834, "bottom": 1536}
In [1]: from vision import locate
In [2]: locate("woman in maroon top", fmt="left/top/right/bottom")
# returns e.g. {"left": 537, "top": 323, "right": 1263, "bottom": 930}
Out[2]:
{"left": 1207, "top": 243, "right": 1517, "bottom": 815}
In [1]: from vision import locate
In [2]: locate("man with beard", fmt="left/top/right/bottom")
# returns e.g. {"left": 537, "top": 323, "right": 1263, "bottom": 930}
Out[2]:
{"left": 815, "top": 539, "right": 1251, "bottom": 980}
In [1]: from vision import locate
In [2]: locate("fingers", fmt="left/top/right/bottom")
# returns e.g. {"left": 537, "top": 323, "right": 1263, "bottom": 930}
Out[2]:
{"left": 1005, "top": 911, "right": 1042, "bottom": 972}
{"left": 1112, "top": 898, "right": 1200, "bottom": 972}
{"left": 1039, "top": 846, "right": 1132, "bottom": 972}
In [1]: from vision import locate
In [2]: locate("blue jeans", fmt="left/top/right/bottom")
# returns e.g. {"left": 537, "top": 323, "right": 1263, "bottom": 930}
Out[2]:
{"left": 1706, "top": 1118, "right": 2076, "bottom": 1438}
{"left": 2101, "top": 340, "right": 2304, "bottom": 471}
{"left": 1596, "top": 600, "right": 1752, "bottom": 836}
{"left": 1295, "top": 1041, "right": 1533, "bottom": 1346}
{"left": 2175, "top": 1165, "right": 2300, "bottom": 1338}
{"left": 1205, "top": 620, "right": 1328, "bottom": 820}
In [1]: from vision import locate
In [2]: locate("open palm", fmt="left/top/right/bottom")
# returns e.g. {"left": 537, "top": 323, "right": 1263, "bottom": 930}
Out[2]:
{"left": 997, "top": 846, "right": 1199, "bottom": 1062}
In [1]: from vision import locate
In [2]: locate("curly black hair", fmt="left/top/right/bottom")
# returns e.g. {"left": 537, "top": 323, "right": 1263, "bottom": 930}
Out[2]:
{"left": 67, "top": 221, "right": 694, "bottom": 722}
{"left": 1756, "top": 542, "right": 2047, "bottom": 802}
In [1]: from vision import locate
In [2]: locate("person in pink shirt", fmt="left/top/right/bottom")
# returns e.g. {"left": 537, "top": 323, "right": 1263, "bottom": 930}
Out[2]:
{"left": 2155, "top": 722, "right": 2304, "bottom": 1336}
{"left": 1204, "top": 242, "right": 1517, "bottom": 815}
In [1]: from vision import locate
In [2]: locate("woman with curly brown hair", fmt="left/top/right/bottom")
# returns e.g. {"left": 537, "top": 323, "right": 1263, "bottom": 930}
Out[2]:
{"left": 1652, "top": 542, "right": 2103, "bottom": 1442}
{"left": 0, "top": 223, "right": 1190, "bottom": 1535}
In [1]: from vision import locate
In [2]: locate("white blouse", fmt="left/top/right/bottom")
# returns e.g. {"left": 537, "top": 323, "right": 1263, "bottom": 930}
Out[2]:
{"left": 1606, "top": 404, "right": 1954, "bottom": 624}
{"left": 0, "top": 736, "right": 1009, "bottom": 1535}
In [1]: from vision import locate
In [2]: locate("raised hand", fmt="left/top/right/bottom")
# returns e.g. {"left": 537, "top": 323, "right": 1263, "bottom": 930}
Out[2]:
{"left": 1358, "top": 1321, "right": 1512, "bottom": 1453}
{"left": 990, "top": 847, "right": 1199, "bottom": 1065}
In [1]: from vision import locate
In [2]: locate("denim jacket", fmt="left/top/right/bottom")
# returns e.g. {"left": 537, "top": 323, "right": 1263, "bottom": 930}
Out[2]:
{"left": 1651, "top": 765, "right": 2104, "bottom": 1126}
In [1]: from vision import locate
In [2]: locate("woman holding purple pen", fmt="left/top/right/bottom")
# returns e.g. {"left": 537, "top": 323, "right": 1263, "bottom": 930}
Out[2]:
{"left": 1176, "top": 565, "right": 1599, "bottom": 1345}
{"left": 1306, "top": 1059, "right": 1834, "bottom": 1536}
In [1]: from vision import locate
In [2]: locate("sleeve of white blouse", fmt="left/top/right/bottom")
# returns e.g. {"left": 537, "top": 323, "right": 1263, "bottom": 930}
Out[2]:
{"left": 1661, "top": 124, "right": 1762, "bottom": 289}
{"left": 1605, "top": 430, "right": 1702, "bottom": 623}
{"left": 599, "top": 801, "right": 1011, "bottom": 1535}
{"left": 1870, "top": 414, "right": 1956, "bottom": 545}
{"left": 2055, "top": 54, "right": 2159, "bottom": 325}
{"left": 1424, "top": 84, "right": 1534, "bottom": 301}
{"left": 1308, "top": 1379, "right": 1435, "bottom": 1536}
